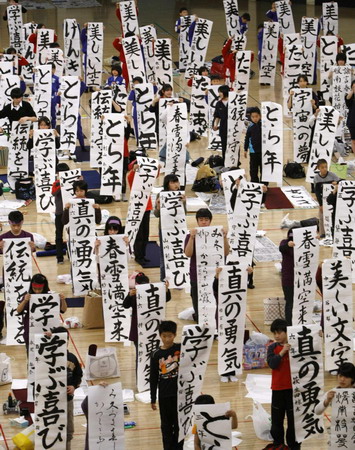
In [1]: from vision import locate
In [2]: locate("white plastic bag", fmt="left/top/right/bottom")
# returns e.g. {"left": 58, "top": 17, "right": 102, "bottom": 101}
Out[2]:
{"left": 0, "top": 353, "right": 12, "bottom": 385}
{"left": 85, "top": 347, "right": 120, "bottom": 380}
{"left": 245, "top": 401, "right": 272, "bottom": 441}
{"left": 250, "top": 331, "right": 270, "bottom": 346}
{"left": 32, "top": 232, "right": 47, "bottom": 249}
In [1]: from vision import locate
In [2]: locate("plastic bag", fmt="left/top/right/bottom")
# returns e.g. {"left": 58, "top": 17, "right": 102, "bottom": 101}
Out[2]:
{"left": 32, "top": 232, "right": 47, "bottom": 249}
{"left": 245, "top": 401, "right": 272, "bottom": 441}
{"left": 249, "top": 331, "right": 270, "bottom": 345}
{"left": 0, "top": 353, "right": 12, "bottom": 385}
{"left": 12, "top": 424, "right": 35, "bottom": 450}
{"left": 85, "top": 347, "right": 120, "bottom": 380}
{"left": 64, "top": 317, "right": 82, "bottom": 328}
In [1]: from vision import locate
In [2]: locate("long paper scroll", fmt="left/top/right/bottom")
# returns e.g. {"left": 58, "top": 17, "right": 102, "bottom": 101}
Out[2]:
{"left": 0, "top": 74, "right": 20, "bottom": 110}
{"left": 36, "top": 29, "right": 55, "bottom": 66}
{"left": 166, "top": 102, "right": 188, "bottom": 185}
{"left": 135, "top": 83, "right": 157, "bottom": 149}
{"left": 179, "top": 15, "right": 195, "bottom": 71}
{"left": 323, "top": 2, "right": 338, "bottom": 36}
{"left": 331, "top": 65, "right": 352, "bottom": 137}
{"left": 47, "top": 48, "right": 64, "bottom": 78}
{"left": 99, "top": 235, "right": 130, "bottom": 343}
{"left": 33, "top": 64, "right": 52, "bottom": 120}
{"left": 262, "top": 102, "right": 283, "bottom": 184}
{"left": 90, "top": 90, "right": 112, "bottom": 168}
{"left": 190, "top": 76, "right": 210, "bottom": 136}
{"left": 64, "top": 19, "right": 81, "bottom": 77}
{"left": 225, "top": 90, "right": 247, "bottom": 167}
{"left": 320, "top": 36, "right": 337, "bottom": 100}
{"left": 86, "top": 22, "right": 103, "bottom": 87}
{"left": 140, "top": 25, "right": 156, "bottom": 83}
{"left": 7, "top": 121, "right": 30, "bottom": 183}
{"left": 136, "top": 282, "right": 166, "bottom": 392}
{"left": 7, "top": 5, "right": 24, "bottom": 55}
{"left": 330, "top": 389, "right": 355, "bottom": 450}
{"left": 292, "top": 88, "right": 313, "bottom": 163}
{"left": 154, "top": 39, "right": 173, "bottom": 89}
{"left": 59, "top": 168, "right": 81, "bottom": 206}
{"left": 275, "top": 0, "right": 295, "bottom": 34}
{"left": 208, "top": 86, "right": 223, "bottom": 151}
{"left": 223, "top": 0, "right": 239, "bottom": 37}
{"left": 300, "top": 17, "right": 319, "bottom": 83}
{"left": 194, "top": 402, "right": 232, "bottom": 448}
{"left": 259, "top": 22, "right": 279, "bottom": 86}
{"left": 323, "top": 184, "right": 335, "bottom": 241}
{"left": 235, "top": 51, "right": 251, "bottom": 92}
{"left": 185, "top": 19, "right": 213, "bottom": 79}
{"left": 283, "top": 44, "right": 304, "bottom": 116}
{"left": 119, "top": 0, "right": 139, "bottom": 36}
{"left": 122, "top": 35, "right": 146, "bottom": 87}
{"left": 60, "top": 76, "right": 81, "bottom": 154}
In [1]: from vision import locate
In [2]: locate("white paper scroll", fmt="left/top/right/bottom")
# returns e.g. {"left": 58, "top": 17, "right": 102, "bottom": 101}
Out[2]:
{"left": 21, "top": 30, "right": 36, "bottom": 85}
{"left": 300, "top": 17, "right": 319, "bottom": 83}
{"left": 159, "top": 97, "right": 178, "bottom": 149}
{"left": 234, "top": 34, "right": 247, "bottom": 52}
{"left": 166, "top": 103, "right": 188, "bottom": 185}
{"left": 261, "top": 102, "right": 283, "bottom": 184}
{"left": 322, "top": 2, "right": 338, "bottom": 36}
{"left": 0, "top": 61, "right": 13, "bottom": 77}
{"left": 36, "top": 29, "right": 55, "bottom": 66}
{"left": 90, "top": 90, "right": 112, "bottom": 168}
{"left": 292, "top": 226, "right": 319, "bottom": 325}
{"left": 101, "top": 113, "right": 125, "bottom": 197}
{"left": 86, "top": 22, "right": 103, "bottom": 87}
{"left": 179, "top": 15, "right": 195, "bottom": 71}
{"left": 306, "top": 106, "right": 340, "bottom": 183}
{"left": 125, "top": 157, "right": 158, "bottom": 249}
{"left": 234, "top": 51, "right": 251, "bottom": 92}
{"left": 160, "top": 191, "right": 190, "bottom": 288}
{"left": 320, "top": 36, "right": 338, "bottom": 101}
{"left": 323, "top": 259, "right": 353, "bottom": 371}
{"left": 194, "top": 402, "right": 232, "bottom": 449}
{"left": 69, "top": 198, "right": 98, "bottom": 295}
{"left": 330, "top": 389, "right": 355, "bottom": 450}
{"left": 221, "top": 169, "right": 245, "bottom": 231}
{"left": 223, "top": 0, "right": 239, "bottom": 37}
{"left": 275, "top": 0, "right": 295, "bottom": 34}
{"left": 218, "top": 264, "right": 247, "bottom": 376}
{"left": 208, "top": 86, "right": 223, "bottom": 151}
{"left": 225, "top": 90, "right": 247, "bottom": 167}
{"left": 185, "top": 19, "right": 213, "bottom": 79}
{"left": 189, "top": 76, "right": 209, "bottom": 136}
{"left": 178, "top": 324, "right": 214, "bottom": 441}
{"left": 154, "top": 39, "right": 173, "bottom": 89}
{"left": 140, "top": 25, "right": 156, "bottom": 83}
{"left": 7, "top": 121, "right": 30, "bottom": 181}
{"left": 283, "top": 33, "right": 301, "bottom": 48}
{"left": 259, "top": 22, "right": 279, "bottom": 86}
{"left": 323, "top": 184, "right": 334, "bottom": 241}
{"left": 99, "top": 234, "right": 130, "bottom": 343}
{"left": 288, "top": 324, "right": 324, "bottom": 442}
{"left": 281, "top": 186, "right": 319, "bottom": 209}
{"left": 292, "top": 88, "right": 313, "bottom": 163}
{"left": 35, "top": 332, "right": 67, "bottom": 450}
{"left": 64, "top": 19, "right": 81, "bottom": 77}
{"left": 4, "top": 238, "right": 32, "bottom": 345}
{"left": 0, "top": 74, "right": 20, "bottom": 110}
{"left": 136, "top": 282, "right": 166, "bottom": 392}
{"left": 343, "top": 43, "right": 355, "bottom": 67}
{"left": 332, "top": 181, "right": 355, "bottom": 282}
{"left": 7, "top": 5, "right": 24, "bottom": 55}
{"left": 122, "top": 35, "right": 146, "bottom": 87}
{"left": 59, "top": 168, "right": 81, "bottom": 206}
{"left": 88, "top": 383, "right": 125, "bottom": 449}
{"left": 135, "top": 83, "right": 157, "bottom": 149}
{"left": 119, "top": 0, "right": 139, "bottom": 36}
{"left": 331, "top": 65, "right": 352, "bottom": 137}
{"left": 283, "top": 44, "right": 304, "bottom": 116}
{"left": 47, "top": 48, "right": 64, "bottom": 78}
{"left": 112, "top": 84, "right": 128, "bottom": 112}
{"left": 60, "top": 76, "right": 81, "bottom": 154}
{"left": 33, "top": 129, "right": 56, "bottom": 214}
{"left": 33, "top": 64, "right": 52, "bottom": 120}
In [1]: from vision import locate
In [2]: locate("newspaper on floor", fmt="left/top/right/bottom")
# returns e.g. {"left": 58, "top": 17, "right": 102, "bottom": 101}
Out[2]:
{"left": 254, "top": 236, "right": 282, "bottom": 262}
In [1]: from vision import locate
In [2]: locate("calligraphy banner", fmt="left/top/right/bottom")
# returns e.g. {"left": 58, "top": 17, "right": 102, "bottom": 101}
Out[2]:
{"left": 59, "top": 168, "right": 81, "bottom": 206}
{"left": 119, "top": 0, "right": 139, "bottom": 36}
{"left": 281, "top": 186, "right": 319, "bottom": 209}
{"left": 122, "top": 35, "right": 146, "bottom": 87}
{"left": 331, "top": 65, "right": 351, "bottom": 137}
{"left": 64, "top": 19, "right": 82, "bottom": 77}
{"left": 178, "top": 324, "right": 214, "bottom": 441}
{"left": 300, "top": 17, "right": 319, "bottom": 83}
{"left": 34, "top": 64, "right": 52, "bottom": 125}
{"left": 343, "top": 43, "right": 355, "bottom": 67}
{"left": 218, "top": 263, "right": 248, "bottom": 376}
{"left": 223, "top": 0, "right": 239, "bottom": 37}
{"left": 323, "top": 2, "right": 338, "bottom": 36}
{"left": 288, "top": 324, "right": 324, "bottom": 442}
{"left": 320, "top": 36, "right": 337, "bottom": 100}
{"left": 112, "top": 83, "right": 128, "bottom": 112}
{"left": 7, "top": 121, "right": 30, "bottom": 183}
{"left": 190, "top": 75, "right": 210, "bottom": 136}
{"left": 69, "top": 198, "right": 98, "bottom": 295}
{"left": 221, "top": 169, "right": 245, "bottom": 231}
{"left": 262, "top": 101, "right": 283, "bottom": 184}
{"left": 101, "top": 113, "right": 125, "bottom": 197}
{"left": 86, "top": 22, "right": 103, "bottom": 87}
{"left": 283, "top": 44, "right": 304, "bottom": 116}
{"left": 21, "top": 28, "right": 36, "bottom": 85}
{"left": 136, "top": 282, "right": 166, "bottom": 392}
{"left": 160, "top": 191, "right": 190, "bottom": 289}
{"left": 259, "top": 22, "right": 279, "bottom": 86}
{"left": 208, "top": 86, "right": 223, "bottom": 150}
{"left": 34, "top": 129, "right": 56, "bottom": 214}
{"left": 306, "top": 106, "right": 340, "bottom": 183}
{"left": 179, "top": 15, "right": 195, "bottom": 71}
{"left": 235, "top": 50, "right": 251, "bottom": 92}
{"left": 284, "top": 33, "right": 301, "bottom": 47}
{"left": 35, "top": 332, "right": 67, "bottom": 450}
{"left": 4, "top": 238, "right": 32, "bottom": 345}
{"left": 233, "top": 34, "right": 247, "bottom": 52}
{"left": 225, "top": 90, "right": 247, "bottom": 167}
{"left": 90, "top": 89, "right": 112, "bottom": 168}
{"left": 275, "top": 0, "right": 295, "bottom": 34}
{"left": 0, "top": 74, "right": 20, "bottom": 110}
{"left": 159, "top": 97, "right": 178, "bottom": 149}
{"left": 166, "top": 102, "right": 188, "bottom": 185}
{"left": 60, "top": 76, "right": 80, "bottom": 154}
{"left": 135, "top": 83, "right": 157, "bottom": 149}
{"left": 323, "top": 184, "right": 335, "bottom": 241}
{"left": 99, "top": 235, "right": 130, "bottom": 343}
{"left": 292, "top": 226, "right": 319, "bottom": 325}
{"left": 292, "top": 88, "right": 313, "bottom": 163}
{"left": 330, "top": 388, "right": 355, "bottom": 450}
{"left": 7, "top": 5, "right": 24, "bottom": 55}
{"left": 154, "top": 38, "right": 173, "bottom": 89}
{"left": 185, "top": 19, "right": 213, "bottom": 79}
{"left": 36, "top": 29, "right": 55, "bottom": 66}
{"left": 140, "top": 25, "right": 156, "bottom": 83}
{"left": 194, "top": 402, "right": 232, "bottom": 449}
{"left": 47, "top": 48, "right": 64, "bottom": 78}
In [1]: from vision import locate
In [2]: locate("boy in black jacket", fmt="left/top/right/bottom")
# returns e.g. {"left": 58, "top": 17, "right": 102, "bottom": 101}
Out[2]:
{"left": 150, "top": 320, "right": 183, "bottom": 449}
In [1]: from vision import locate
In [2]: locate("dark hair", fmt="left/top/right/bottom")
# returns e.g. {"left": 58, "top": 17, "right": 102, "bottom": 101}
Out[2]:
{"left": 316, "top": 158, "right": 328, "bottom": 168}
{"left": 249, "top": 106, "right": 261, "bottom": 116}
{"left": 51, "top": 63, "right": 56, "bottom": 70}
{"left": 159, "top": 320, "right": 177, "bottom": 334}
{"left": 159, "top": 84, "right": 173, "bottom": 97}
{"left": 29, "top": 273, "right": 50, "bottom": 294}
{"left": 297, "top": 74, "right": 308, "bottom": 84}
{"left": 37, "top": 23, "right": 45, "bottom": 29}
{"left": 210, "top": 74, "right": 222, "bottom": 82}
{"left": 10, "top": 87, "right": 23, "bottom": 99}
{"left": 49, "top": 42, "right": 60, "bottom": 48}
{"left": 132, "top": 76, "right": 143, "bottom": 84}
{"left": 9, "top": 210, "right": 23, "bottom": 223}
{"left": 195, "top": 394, "right": 215, "bottom": 405}
{"left": 135, "top": 272, "right": 149, "bottom": 284}
{"left": 38, "top": 116, "right": 51, "bottom": 127}
{"left": 125, "top": 31, "right": 135, "bottom": 38}
{"left": 196, "top": 208, "right": 212, "bottom": 221}
{"left": 163, "top": 174, "right": 179, "bottom": 191}
{"left": 218, "top": 85, "right": 229, "bottom": 98}
{"left": 270, "top": 319, "right": 287, "bottom": 333}
{"left": 51, "top": 326, "right": 69, "bottom": 335}
{"left": 56, "top": 163, "right": 70, "bottom": 173}
{"left": 111, "top": 64, "right": 122, "bottom": 76}
{"left": 338, "top": 362, "right": 355, "bottom": 384}
{"left": 73, "top": 179, "right": 88, "bottom": 194}
{"left": 6, "top": 47, "right": 16, "bottom": 54}
{"left": 179, "top": 7, "right": 188, "bottom": 13}
{"left": 104, "top": 216, "right": 124, "bottom": 235}
{"left": 241, "top": 12, "right": 251, "bottom": 21}
{"left": 198, "top": 66, "right": 209, "bottom": 75}
{"left": 336, "top": 53, "right": 347, "bottom": 63}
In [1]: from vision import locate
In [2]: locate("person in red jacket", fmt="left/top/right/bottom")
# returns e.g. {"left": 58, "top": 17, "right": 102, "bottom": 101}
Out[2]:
{"left": 221, "top": 37, "right": 254, "bottom": 84}
{"left": 265, "top": 319, "right": 301, "bottom": 450}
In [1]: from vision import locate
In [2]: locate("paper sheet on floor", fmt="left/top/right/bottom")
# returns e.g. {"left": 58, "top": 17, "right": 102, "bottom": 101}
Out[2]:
{"left": 254, "top": 236, "right": 282, "bottom": 262}
{"left": 186, "top": 197, "right": 208, "bottom": 212}
{"left": 281, "top": 186, "right": 319, "bottom": 209}
{"left": 135, "top": 390, "right": 153, "bottom": 403}
{"left": 244, "top": 374, "right": 272, "bottom": 404}
{"left": 186, "top": 164, "right": 198, "bottom": 185}
{"left": 11, "top": 379, "right": 28, "bottom": 390}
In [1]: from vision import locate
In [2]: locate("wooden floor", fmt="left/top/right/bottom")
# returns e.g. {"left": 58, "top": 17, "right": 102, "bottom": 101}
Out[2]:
{"left": 1, "top": 0, "right": 355, "bottom": 448}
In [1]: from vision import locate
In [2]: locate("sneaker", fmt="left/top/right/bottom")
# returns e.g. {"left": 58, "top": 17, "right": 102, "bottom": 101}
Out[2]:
{"left": 57, "top": 260, "right": 64, "bottom": 265}
{"left": 280, "top": 213, "right": 290, "bottom": 229}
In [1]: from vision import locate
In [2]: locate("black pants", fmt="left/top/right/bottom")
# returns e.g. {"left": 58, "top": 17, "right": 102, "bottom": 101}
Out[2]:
{"left": 282, "top": 285, "right": 294, "bottom": 326}
{"left": 55, "top": 213, "right": 65, "bottom": 262}
{"left": 159, "top": 396, "right": 184, "bottom": 450}
{"left": 271, "top": 390, "right": 300, "bottom": 450}
{"left": 190, "top": 280, "right": 198, "bottom": 322}
{"left": 249, "top": 152, "right": 268, "bottom": 202}
{"left": 134, "top": 210, "right": 150, "bottom": 260}
{"left": 220, "top": 131, "right": 227, "bottom": 165}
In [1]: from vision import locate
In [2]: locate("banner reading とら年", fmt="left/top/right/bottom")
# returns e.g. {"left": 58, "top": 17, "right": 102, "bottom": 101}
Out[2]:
{"left": 194, "top": 402, "right": 232, "bottom": 449}
{"left": 86, "top": 22, "right": 104, "bottom": 87}
{"left": 288, "top": 324, "right": 324, "bottom": 443}
{"left": 300, "top": 17, "right": 318, "bottom": 84}
{"left": 275, "top": 0, "right": 295, "bottom": 34}
{"left": 330, "top": 388, "right": 355, "bottom": 450}
{"left": 319, "top": 36, "right": 337, "bottom": 101}
{"left": 218, "top": 263, "right": 248, "bottom": 377}
{"left": 208, "top": 86, "right": 223, "bottom": 151}
{"left": 166, "top": 102, "right": 188, "bottom": 186}
{"left": 101, "top": 113, "right": 125, "bottom": 197}
{"left": 223, "top": 0, "right": 239, "bottom": 37}
{"left": 7, "top": 5, "right": 24, "bottom": 55}
{"left": 292, "top": 88, "right": 313, "bottom": 163}
{"left": 88, "top": 382, "right": 125, "bottom": 449}
{"left": 234, "top": 51, "right": 251, "bottom": 92}
{"left": 259, "top": 21, "right": 279, "bottom": 86}
{"left": 64, "top": 19, "right": 82, "bottom": 77}
{"left": 36, "top": 29, "right": 55, "bottom": 66}
{"left": 135, "top": 83, "right": 157, "bottom": 150}
{"left": 140, "top": 25, "right": 156, "bottom": 84}
{"left": 4, "top": 238, "right": 32, "bottom": 345}
{"left": 136, "top": 282, "right": 166, "bottom": 392}
{"left": 122, "top": 35, "right": 146, "bottom": 87}
{"left": 261, "top": 101, "right": 283, "bottom": 184}
{"left": 225, "top": 90, "right": 247, "bottom": 167}
{"left": 189, "top": 75, "right": 210, "bottom": 137}
{"left": 60, "top": 76, "right": 81, "bottom": 154}
{"left": 292, "top": 226, "right": 319, "bottom": 325}
{"left": 332, "top": 180, "right": 355, "bottom": 282}
{"left": 322, "top": 1, "right": 338, "bottom": 36}
{"left": 185, "top": 19, "right": 213, "bottom": 79}
{"left": 196, "top": 225, "right": 224, "bottom": 327}
{"left": 178, "top": 15, "right": 195, "bottom": 71}
{"left": 7, "top": 121, "right": 30, "bottom": 186}
{"left": 178, "top": 324, "right": 214, "bottom": 441}
{"left": 322, "top": 258, "right": 353, "bottom": 372}
{"left": 90, "top": 89, "right": 112, "bottom": 168}
{"left": 99, "top": 234, "right": 130, "bottom": 343}
{"left": 59, "top": 168, "right": 81, "bottom": 206}
{"left": 35, "top": 332, "right": 67, "bottom": 450}
{"left": 306, "top": 106, "right": 340, "bottom": 183}
{"left": 160, "top": 191, "right": 190, "bottom": 289}
{"left": 33, "top": 129, "right": 56, "bottom": 214}
{"left": 154, "top": 39, "right": 173, "bottom": 89}
{"left": 69, "top": 198, "right": 98, "bottom": 295}
{"left": 33, "top": 64, "right": 52, "bottom": 120}
{"left": 125, "top": 157, "right": 158, "bottom": 251}
{"left": 119, "top": 0, "right": 139, "bottom": 36}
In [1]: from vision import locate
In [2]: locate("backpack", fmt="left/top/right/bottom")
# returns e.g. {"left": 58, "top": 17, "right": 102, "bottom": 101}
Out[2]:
{"left": 192, "top": 164, "right": 220, "bottom": 193}
{"left": 283, "top": 162, "right": 305, "bottom": 179}
{"left": 15, "top": 178, "right": 36, "bottom": 200}
{"left": 206, "top": 154, "right": 224, "bottom": 169}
